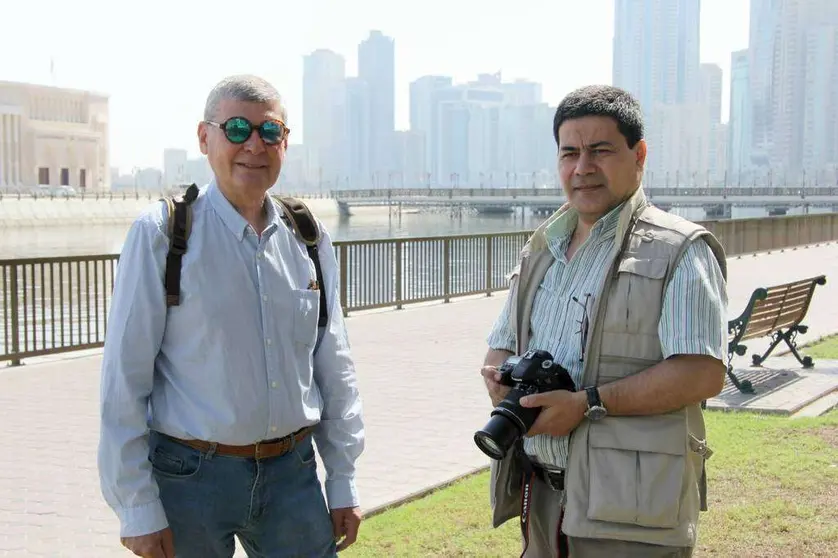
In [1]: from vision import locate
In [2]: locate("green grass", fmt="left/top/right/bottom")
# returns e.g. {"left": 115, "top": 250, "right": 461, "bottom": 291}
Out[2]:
{"left": 802, "top": 334, "right": 838, "bottom": 361}
{"left": 693, "top": 410, "right": 838, "bottom": 557}
{"left": 345, "top": 472, "right": 522, "bottom": 558}
{"left": 343, "top": 338, "right": 838, "bottom": 558}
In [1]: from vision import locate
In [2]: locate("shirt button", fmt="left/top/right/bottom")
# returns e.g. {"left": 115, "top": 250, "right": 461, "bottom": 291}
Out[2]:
{"left": 262, "top": 295, "right": 268, "bottom": 301}
{"left": 271, "top": 381, "right": 278, "bottom": 388}
{"left": 265, "top": 338, "right": 272, "bottom": 345}
{"left": 257, "top": 252, "right": 264, "bottom": 259}
{"left": 270, "top": 426, "right": 278, "bottom": 433}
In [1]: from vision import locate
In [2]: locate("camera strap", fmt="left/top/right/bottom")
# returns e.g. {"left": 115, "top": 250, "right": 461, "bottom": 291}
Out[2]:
{"left": 518, "top": 465, "right": 570, "bottom": 558}
{"left": 519, "top": 471, "right": 535, "bottom": 558}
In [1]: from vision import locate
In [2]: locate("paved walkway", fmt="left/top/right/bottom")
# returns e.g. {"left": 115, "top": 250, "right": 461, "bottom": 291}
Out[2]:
{"left": 1, "top": 242, "right": 837, "bottom": 556}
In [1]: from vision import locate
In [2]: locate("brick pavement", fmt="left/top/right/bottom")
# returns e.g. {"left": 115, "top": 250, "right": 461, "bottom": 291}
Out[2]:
{"left": 707, "top": 358, "right": 838, "bottom": 414}
{"left": 0, "top": 242, "right": 837, "bottom": 556}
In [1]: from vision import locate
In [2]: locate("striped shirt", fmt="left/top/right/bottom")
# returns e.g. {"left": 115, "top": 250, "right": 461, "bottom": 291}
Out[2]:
{"left": 486, "top": 203, "right": 727, "bottom": 469}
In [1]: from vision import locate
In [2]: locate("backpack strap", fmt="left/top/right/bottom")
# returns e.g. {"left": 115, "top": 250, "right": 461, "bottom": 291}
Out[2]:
{"left": 273, "top": 196, "right": 328, "bottom": 328}
{"left": 161, "top": 184, "right": 200, "bottom": 307}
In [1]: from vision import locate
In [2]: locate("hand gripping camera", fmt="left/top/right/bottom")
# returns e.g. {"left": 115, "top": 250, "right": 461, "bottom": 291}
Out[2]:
{"left": 474, "top": 349, "right": 576, "bottom": 461}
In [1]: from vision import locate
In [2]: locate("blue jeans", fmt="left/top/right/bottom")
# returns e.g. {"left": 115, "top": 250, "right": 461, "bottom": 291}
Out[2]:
{"left": 148, "top": 430, "right": 337, "bottom": 558}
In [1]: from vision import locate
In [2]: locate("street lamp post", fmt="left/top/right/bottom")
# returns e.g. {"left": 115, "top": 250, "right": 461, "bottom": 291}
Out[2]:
{"left": 132, "top": 166, "right": 139, "bottom": 197}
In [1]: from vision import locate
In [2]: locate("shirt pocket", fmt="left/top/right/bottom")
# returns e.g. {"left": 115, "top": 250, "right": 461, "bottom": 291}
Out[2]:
{"left": 292, "top": 289, "right": 320, "bottom": 347}
{"left": 586, "top": 413, "right": 687, "bottom": 529}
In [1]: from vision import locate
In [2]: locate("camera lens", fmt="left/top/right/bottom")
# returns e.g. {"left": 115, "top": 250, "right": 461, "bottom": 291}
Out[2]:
{"left": 474, "top": 386, "right": 542, "bottom": 460}
{"left": 473, "top": 431, "right": 504, "bottom": 461}
{"left": 474, "top": 414, "right": 521, "bottom": 460}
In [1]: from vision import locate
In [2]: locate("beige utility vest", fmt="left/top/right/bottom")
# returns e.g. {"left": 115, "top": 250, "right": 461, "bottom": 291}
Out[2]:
{"left": 489, "top": 188, "right": 727, "bottom": 547}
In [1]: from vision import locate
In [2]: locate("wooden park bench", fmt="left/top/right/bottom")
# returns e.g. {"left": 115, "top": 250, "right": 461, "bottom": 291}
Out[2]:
{"left": 726, "top": 275, "right": 827, "bottom": 394}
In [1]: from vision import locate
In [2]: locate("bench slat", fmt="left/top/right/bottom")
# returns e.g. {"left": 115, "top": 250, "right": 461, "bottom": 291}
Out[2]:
{"left": 741, "top": 305, "right": 810, "bottom": 340}
{"left": 750, "top": 304, "right": 807, "bottom": 322}
{"left": 759, "top": 283, "right": 815, "bottom": 304}
{"left": 750, "top": 292, "right": 810, "bottom": 319}
{"left": 767, "top": 277, "right": 824, "bottom": 292}
{"left": 744, "top": 288, "right": 812, "bottom": 328}
{"left": 752, "top": 290, "right": 811, "bottom": 312}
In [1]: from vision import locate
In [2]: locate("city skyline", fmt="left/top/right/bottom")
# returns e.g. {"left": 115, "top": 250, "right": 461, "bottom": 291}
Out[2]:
{"left": 0, "top": 0, "right": 750, "bottom": 172}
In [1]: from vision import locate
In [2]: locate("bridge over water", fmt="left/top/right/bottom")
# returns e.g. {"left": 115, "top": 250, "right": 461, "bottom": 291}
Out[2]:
{"left": 332, "top": 186, "right": 838, "bottom": 218}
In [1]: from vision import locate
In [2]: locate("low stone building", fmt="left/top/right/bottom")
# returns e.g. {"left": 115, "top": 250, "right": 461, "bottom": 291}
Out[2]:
{"left": 0, "top": 80, "right": 109, "bottom": 192}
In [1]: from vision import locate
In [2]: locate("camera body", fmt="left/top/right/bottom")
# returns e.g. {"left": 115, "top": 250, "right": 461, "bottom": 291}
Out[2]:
{"left": 474, "top": 349, "right": 576, "bottom": 460}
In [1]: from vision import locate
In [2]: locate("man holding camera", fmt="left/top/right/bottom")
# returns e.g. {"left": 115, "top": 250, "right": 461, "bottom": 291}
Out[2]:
{"left": 481, "top": 85, "right": 727, "bottom": 557}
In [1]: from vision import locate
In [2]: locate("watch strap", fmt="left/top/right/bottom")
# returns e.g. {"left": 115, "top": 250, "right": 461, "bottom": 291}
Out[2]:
{"left": 585, "top": 386, "right": 601, "bottom": 409}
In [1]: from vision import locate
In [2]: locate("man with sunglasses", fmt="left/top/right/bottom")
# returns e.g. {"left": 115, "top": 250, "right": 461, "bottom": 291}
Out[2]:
{"left": 98, "top": 74, "right": 364, "bottom": 558}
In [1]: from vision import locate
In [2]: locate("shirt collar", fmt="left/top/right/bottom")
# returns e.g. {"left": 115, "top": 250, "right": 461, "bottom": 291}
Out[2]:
{"left": 207, "top": 179, "right": 279, "bottom": 242}
{"left": 527, "top": 186, "right": 649, "bottom": 255}
{"left": 544, "top": 197, "right": 626, "bottom": 243}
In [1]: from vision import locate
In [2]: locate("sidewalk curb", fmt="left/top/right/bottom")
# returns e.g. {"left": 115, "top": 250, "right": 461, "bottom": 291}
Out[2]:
{"left": 363, "top": 464, "right": 490, "bottom": 520}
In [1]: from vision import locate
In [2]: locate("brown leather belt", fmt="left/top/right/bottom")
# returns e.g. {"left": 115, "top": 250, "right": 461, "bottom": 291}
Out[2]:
{"left": 167, "top": 425, "right": 316, "bottom": 459}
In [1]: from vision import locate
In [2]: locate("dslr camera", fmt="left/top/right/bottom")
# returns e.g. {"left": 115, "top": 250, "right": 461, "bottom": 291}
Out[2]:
{"left": 474, "top": 349, "right": 576, "bottom": 460}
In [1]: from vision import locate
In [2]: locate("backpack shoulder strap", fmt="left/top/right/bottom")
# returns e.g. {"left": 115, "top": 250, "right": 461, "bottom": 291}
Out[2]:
{"left": 273, "top": 195, "right": 328, "bottom": 328}
{"left": 274, "top": 196, "right": 321, "bottom": 246}
{"left": 161, "top": 183, "right": 200, "bottom": 307}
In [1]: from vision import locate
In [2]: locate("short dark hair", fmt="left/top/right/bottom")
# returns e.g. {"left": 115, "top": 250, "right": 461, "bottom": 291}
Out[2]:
{"left": 552, "top": 85, "right": 644, "bottom": 149}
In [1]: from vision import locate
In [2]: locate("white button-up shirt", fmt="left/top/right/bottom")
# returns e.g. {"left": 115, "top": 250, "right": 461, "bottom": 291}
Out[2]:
{"left": 98, "top": 181, "right": 364, "bottom": 537}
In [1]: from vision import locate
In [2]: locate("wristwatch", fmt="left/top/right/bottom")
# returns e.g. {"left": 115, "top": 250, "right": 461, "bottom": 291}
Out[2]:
{"left": 584, "top": 387, "right": 607, "bottom": 421}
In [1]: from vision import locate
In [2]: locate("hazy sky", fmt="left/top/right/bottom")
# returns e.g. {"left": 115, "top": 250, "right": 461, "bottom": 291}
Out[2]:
{"left": 1, "top": 0, "right": 750, "bottom": 172}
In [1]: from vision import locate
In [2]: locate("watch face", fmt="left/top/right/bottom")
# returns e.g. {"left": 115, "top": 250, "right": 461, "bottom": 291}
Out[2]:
{"left": 586, "top": 406, "right": 607, "bottom": 421}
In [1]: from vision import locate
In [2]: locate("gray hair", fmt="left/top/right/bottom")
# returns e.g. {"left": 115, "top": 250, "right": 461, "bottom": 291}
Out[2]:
{"left": 203, "top": 74, "right": 288, "bottom": 123}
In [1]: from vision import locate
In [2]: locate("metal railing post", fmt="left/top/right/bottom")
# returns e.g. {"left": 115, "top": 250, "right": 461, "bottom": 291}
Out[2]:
{"left": 339, "top": 245, "right": 349, "bottom": 317}
{"left": 9, "top": 265, "right": 21, "bottom": 366}
{"left": 485, "top": 236, "right": 493, "bottom": 296}
{"left": 395, "top": 241, "right": 403, "bottom": 310}
{"left": 443, "top": 238, "right": 451, "bottom": 303}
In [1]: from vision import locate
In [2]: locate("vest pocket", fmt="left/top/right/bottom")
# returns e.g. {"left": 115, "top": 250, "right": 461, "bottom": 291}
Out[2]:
{"left": 617, "top": 256, "right": 668, "bottom": 279}
{"left": 587, "top": 414, "right": 687, "bottom": 528}
{"left": 607, "top": 257, "right": 668, "bottom": 334}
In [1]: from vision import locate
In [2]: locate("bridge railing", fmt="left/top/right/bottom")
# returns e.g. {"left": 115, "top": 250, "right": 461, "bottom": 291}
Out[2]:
{"left": 5, "top": 186, "right": 838, "bottom": 203}
{"left": 2, "top": 212, "right": 838, "bottom": 364}
{"left": 0, "top": 188, "right": 330, "bottom": 202}
{"left": 331, "top": 186, "right": 838, "bottom": 199}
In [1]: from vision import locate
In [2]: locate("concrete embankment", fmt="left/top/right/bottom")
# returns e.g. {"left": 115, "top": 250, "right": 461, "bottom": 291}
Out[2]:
{"left": 0, "top": 195, "right": 342, "bottom": 228}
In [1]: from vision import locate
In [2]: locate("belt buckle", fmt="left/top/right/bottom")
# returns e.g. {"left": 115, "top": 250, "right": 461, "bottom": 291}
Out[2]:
{"left": 544, "top": 470, "right": 565, "bottom": 492}
{"left": 256, "top": 431, "right": 296, "bottom": 460}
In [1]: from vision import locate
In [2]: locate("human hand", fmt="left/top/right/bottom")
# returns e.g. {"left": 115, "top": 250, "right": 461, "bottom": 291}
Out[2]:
{"left": 480, "top": 366, "right": 511, "bottom": 407}
{"left": 121, "top": 527, "right": 175, "bottom": 558}
{"left": 519, "top": 390, "right": 587, "bottom": 437}
{"left": 331, "top": 506, "right": 362, "bottom": 552}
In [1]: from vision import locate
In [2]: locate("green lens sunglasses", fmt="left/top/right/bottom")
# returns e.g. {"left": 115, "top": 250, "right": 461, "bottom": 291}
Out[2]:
{"left": 205, "top": 116, "right": 290, "bottom": 145}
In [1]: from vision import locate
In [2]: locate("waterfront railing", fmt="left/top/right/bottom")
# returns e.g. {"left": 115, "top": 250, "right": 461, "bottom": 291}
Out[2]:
{"left": 2, "top": 212, "right": 838, "bottom": 364}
